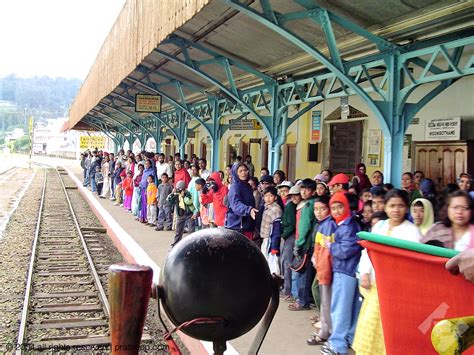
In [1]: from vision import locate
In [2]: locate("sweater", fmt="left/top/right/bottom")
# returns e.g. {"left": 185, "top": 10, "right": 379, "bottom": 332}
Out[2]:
{"left": 281, "top": 201, "right": 297, "bottom": 239}
{"left": 295, "top": 196, "right": 316, "bottom": 249}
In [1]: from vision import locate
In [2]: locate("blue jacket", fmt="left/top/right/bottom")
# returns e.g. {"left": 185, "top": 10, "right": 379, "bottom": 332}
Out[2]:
{"left": 269, "top": 218, "right": 282, "bottom": 255}
{"left": 330, "top": 216, "right": 362, "bottom": 277}
{"left": 225, "top": 164, "right": 255, "bottom": 231}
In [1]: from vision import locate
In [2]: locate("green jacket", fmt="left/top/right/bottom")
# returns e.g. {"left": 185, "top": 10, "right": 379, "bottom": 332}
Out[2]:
{"left": 167, "top": 191, "right": 195, "bottom": 216}
{"left": 295, "top": 196, "right": 316, "bottom": 249}
{"left": 281, "top": 201, "right": 297, "bottom": 240}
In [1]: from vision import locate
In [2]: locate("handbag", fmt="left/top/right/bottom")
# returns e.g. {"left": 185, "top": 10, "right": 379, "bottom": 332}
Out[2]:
{"left": 290, "top": 248, "right": 310, "bottom": 273}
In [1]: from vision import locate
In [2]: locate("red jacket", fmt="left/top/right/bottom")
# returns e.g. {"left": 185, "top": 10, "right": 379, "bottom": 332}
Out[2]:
{"left": 201, "top": 172, "right": 228, "bottom": 227}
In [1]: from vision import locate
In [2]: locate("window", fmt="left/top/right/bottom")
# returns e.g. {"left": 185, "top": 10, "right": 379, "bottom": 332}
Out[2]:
{"left": 308, "top": 143, "right": 319, "bottom": 162}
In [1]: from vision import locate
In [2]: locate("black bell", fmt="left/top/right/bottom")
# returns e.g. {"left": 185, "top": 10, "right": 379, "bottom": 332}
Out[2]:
{"left": 159, "top": 229, "right": 273, "bottom": 342}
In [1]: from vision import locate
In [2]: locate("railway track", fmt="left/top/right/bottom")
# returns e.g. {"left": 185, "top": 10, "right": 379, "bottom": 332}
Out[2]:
{"left": 16, "top": 167, "right": 112, "bottom": 353}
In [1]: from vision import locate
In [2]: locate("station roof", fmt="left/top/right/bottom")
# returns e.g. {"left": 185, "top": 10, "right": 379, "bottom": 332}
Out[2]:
{"left": 69, "top": 0, "right": 474, "bottom": 132}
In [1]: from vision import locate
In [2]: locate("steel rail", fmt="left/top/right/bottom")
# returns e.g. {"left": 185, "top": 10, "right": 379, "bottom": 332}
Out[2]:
{"left": 16, "top": 168, "right": 47, "bottom": 354}
{"left": 15, "top": 165, "right": 110, "bottom": 354}
{"left": 54, "top": 167, "right": 110, "bottom": 317}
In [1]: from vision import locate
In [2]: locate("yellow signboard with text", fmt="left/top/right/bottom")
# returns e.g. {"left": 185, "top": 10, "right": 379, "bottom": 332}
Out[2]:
{"left": 80, "top": 136, "right": 106, "bottom": 150}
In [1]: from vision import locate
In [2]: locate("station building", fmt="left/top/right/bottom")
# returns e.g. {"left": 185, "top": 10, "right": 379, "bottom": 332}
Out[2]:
{"left": 67, "top": 0, "right": 474, "bottom": 187}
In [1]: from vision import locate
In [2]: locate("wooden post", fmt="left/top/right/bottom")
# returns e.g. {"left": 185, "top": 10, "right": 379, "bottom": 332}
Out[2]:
{"left": 109, "top": 263, "right": 153, "bottom": 354}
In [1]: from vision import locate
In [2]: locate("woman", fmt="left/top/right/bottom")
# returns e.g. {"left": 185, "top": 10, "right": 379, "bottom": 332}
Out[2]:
{"left": 100, "top": 155, "right": 110, "bottom": 198}
{"left": 273, "top": 170, "right": 286, "bottom": 186}
{"left": 131, "top": 163, "right": 144, "bottom": 217}
{"left": 201, "top": 172, "right": 229, "bottom": 227}
{"left": 225, "top": 163, "right": 258, "bottom": 240}
{"left": 401, "top": 172, "right": 422, "bottom": 204}
{"left": 353, "top": 189, "right": 421, "bottom": 355}
{"left": 370, "top": 170, "right": 384, "bottom": 194}
{"left": 139, "top": 159, "right": 156, "bottom": 223}
{"left": 422, "top": 191, "right": 473, "bottom": 250}
{"left": 173, "top": 159, "right": 191, "bottom": 187}
{"left": 354, "top": 163, "right": 372, "bottom": 191}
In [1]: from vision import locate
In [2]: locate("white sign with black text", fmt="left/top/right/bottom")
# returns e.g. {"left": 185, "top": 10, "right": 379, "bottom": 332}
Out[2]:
{"left": 425, "top": 117, "right": 461, "bottom": 141}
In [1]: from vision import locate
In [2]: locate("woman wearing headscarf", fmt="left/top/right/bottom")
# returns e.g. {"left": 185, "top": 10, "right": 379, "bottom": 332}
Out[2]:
{"left": 410, "top": 198, "right": 435, "bottom": 236}
{"left": 201, "top": 172, "right": 229, "bottom": 227}
{"left": 354, "top": 163, "right": 372, "bottom": 191}
{"left": 173, "top": 159, "right": 191, "bottom": 187}
{"left": 225, "top": 163, "right": 258, "bottom": 240}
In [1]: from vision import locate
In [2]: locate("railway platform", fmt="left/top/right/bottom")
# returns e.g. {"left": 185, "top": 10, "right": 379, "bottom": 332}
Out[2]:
{"left": 61, "top": 161, "right": 321, "bottom": 355}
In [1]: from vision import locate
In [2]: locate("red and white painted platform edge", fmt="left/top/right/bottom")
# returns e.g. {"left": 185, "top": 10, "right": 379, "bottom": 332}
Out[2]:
{"left": 64, "top": 167, "right": 239, "bottom": 355}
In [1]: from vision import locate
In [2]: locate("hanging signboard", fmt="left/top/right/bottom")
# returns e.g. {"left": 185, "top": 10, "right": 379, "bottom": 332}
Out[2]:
{"left": 311, "top": 110, "right": 322, "bottom": 142}
{"left": 80, "top": 136, "right": 106, "bottom": 149}
{"left": 425, "top": 117, "right": 461, "bottom": 141}
{"left": 135, "top": 94, "right": 162, "bottom": 113}
{"left": 229, "top": 119, "right": 263, "bottom": 130}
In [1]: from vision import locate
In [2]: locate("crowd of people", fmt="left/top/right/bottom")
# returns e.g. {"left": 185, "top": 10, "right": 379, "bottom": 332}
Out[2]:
{"left": 80, "top": 148, "right": 474, "bottom": 354}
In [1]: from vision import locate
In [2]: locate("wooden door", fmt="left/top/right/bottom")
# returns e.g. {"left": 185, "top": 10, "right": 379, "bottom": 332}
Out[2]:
{"left": 262, "top": 139, "right": 269, "bottom": 169}
{"left": 415, "top": 142, "right": 468, "bottom": 187}
{"left": 200, "top": 142, "right": 206, "bottom": 160}
{"left": 285, "top": 144, "right": 297, "bottom": 181}
{"left": 241, "top": 140, "right": 249, "bottom": 159}
{"left": 329, "top": 121, "right": 363, "bottom": 173}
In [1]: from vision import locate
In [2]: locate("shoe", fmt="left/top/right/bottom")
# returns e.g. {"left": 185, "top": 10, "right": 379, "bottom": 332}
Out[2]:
{"left": 155, "top": 226, "right": 164, "bottom": 231}
{"left": 120, "top": 204, "right": 123, "bottom": 207}
{"left": 288, "top": 303, "right": 311, "bottom": 311}
{"left": 114, "top": 202, "right": 119, "bottom": 206}
{"left": 306, "top": 334, "right": 326, "bottom": 346}
{"left": 320, "top": 343, "right": 342, "bottom": 355}
{"left": 283, "top": 295, "right": 295, "bottom": 303}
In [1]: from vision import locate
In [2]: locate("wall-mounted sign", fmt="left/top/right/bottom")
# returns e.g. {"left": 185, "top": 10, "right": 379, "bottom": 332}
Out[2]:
{"left": 80, "top": 136, "right": 106, "bottom": 149}
{"left": 425, "top": 117, "right": 460, "bottom": 141}
{"left": 367, "top": 129, "right": 381, "bottom": 167}
{"left": 311, "top": 110, "right": 321, "bottom": 142}
{"left": 229, "top": 119, "right": 263, "bottom": 130}
{"left": 135, "top": 94, "right": 162, "bottom": 113}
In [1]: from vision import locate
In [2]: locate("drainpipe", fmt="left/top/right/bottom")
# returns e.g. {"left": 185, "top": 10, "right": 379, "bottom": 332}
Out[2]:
{"left": 270, "top": 107, "right": 288, "bottom": 173}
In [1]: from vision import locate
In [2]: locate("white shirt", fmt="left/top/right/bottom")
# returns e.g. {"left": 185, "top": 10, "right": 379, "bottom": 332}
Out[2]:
{"left": 200, "top": 169, "right": 210, "bottom": 180}
{"left": 156, "top": 161, "right": 172, "bottom": 178}
{"left": 359, "top": 219, "right": 422, "bottom": 282}
{"left": 455, "top": 230, "right": 471, "bottom": 252}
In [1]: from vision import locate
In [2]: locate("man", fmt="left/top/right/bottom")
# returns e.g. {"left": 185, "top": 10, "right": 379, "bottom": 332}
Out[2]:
{"left": 458, "top": 173, "right": 473, "bottom": 196}
{"left": 198, "top": 158, "right": 210, "bottom": 180}
{"left": 156, "top": 153, "right": 172, "bottom": 180}
{"left": 245, "top": 155, "right": 255, "bottom": 177}
{"left": 327, "top": 173, "right": 349, "bottom": 195}
{"left": 447, "top": 248, "right": 474, "bottom": 283}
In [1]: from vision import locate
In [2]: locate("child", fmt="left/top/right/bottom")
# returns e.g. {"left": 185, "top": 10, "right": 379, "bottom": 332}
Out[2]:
{"left": 410, "top": 198, "right": 434, "bottom": 236}
{"left": 321, "top": 192, "right": 362, "bottom": 355}
{"left": 277, "top": 181, "right": 293, "bottom": 205}
{"left": 280, "top": 185, "right": 301, "bottom": 301}
{"left": 167, "top": 180, "right": 195, "bottom": 246}
{"left": 371, "top": 188, "right": 386, "bottom": 213}
{"left": 353, "top": 189, "right": 421, "bottom": 355}
{"left": 260, "top": 187, "right": 283, "bottom": 274}
{"left": 146, "top": 175, "right": 158, "bottom": 226}
{"left": 370, "top": 211, "right": 387, "bottom": 228}
{"left": 195, "top": 178, "right": 209, "bottom": 229}
{"left": 94, "top": 166, "right": 104, "bottom": 196}
{"left": 122, "top": 171, "right": 134, "bottom": 212}
{"left": 360, "top": 200, "right": 373, "bottom": 231}
{"left": 307, "top": 195, "right": 336, "bottom": 346}
{"left": 156, "top": 173, "right": 173, "bottom": 231}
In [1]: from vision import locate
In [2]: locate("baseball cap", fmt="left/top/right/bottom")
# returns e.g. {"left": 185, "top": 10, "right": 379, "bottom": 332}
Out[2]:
{"left": 176, "top": 180, "right": 186, "bottom": 190}
{"left": 328, "top": 173, "right": 350, "bottom": 186}
{"left": 288, "top": 185, "right": 301, "bottom": 195}
{"left": 277, "top": 181, "right": 293, "bottom": 189}
{"left": 260, "top": 175, "right": 274, "bottom": 184}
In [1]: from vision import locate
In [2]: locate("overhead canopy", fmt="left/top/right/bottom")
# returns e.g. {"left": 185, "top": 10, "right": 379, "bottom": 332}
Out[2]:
{"left": 69, "top": 0, "right": 473, "bottom": 132}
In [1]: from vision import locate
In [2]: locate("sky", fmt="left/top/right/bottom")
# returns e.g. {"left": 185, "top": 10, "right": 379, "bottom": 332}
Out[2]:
{"left": 0, "top": 0, "right": 126, "bottom": 79}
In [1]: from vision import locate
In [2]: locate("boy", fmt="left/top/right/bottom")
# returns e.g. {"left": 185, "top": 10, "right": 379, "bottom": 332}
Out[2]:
{"left": 167, "top": 180, "right": 195, "bottom": 246}
{"left": 146, "top": 175, "right": 158, "bottom": 226}
{"left": 321, "top": 192, "right": 362, "bottom": 355}
{"left": 371, "top": 188, "right": 386, "bottom": 213}
{"left": 289, "top": 178, "right": 317, "bottom": 311}
{"left": 195, "top": 178, "right": 208, "bottom": 229}
{"left": 260, "top": 187, "right": 283, "bottom": 273}
{"left": 277, "top": 181, "right": 293, "bottom": 205}
{"left": 156, "top": 173, "right": 173, "bottom": 231}
{"left": 94, "top": 166, "right": 104, "bottom": 196}
{"left": 280, "top": 185, "right": 301, "bottom": 300}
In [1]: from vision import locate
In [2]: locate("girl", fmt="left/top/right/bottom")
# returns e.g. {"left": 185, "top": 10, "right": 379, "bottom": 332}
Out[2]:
{"left": 410, "top": 198, "right": 434, "bottom": 236}
{"left": 122, "top": 171, "right": 134, "bottom": 212}
{"left": 139, "top": 159, "right": 156, "bottom": 223}
{"left": 307, "top": 195, "right": 336, "bottom": 346}
{"left": 131, "top": 163, "right": 144, "bottom": 217}
{"left": 316, "top": 181, "right": 329, "bottom": 197}
{"left": 353, "top": 189, "right": 422, "bottom": 355}
{"left": 360, "top": 200, "right": 373, "bottom": 231}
